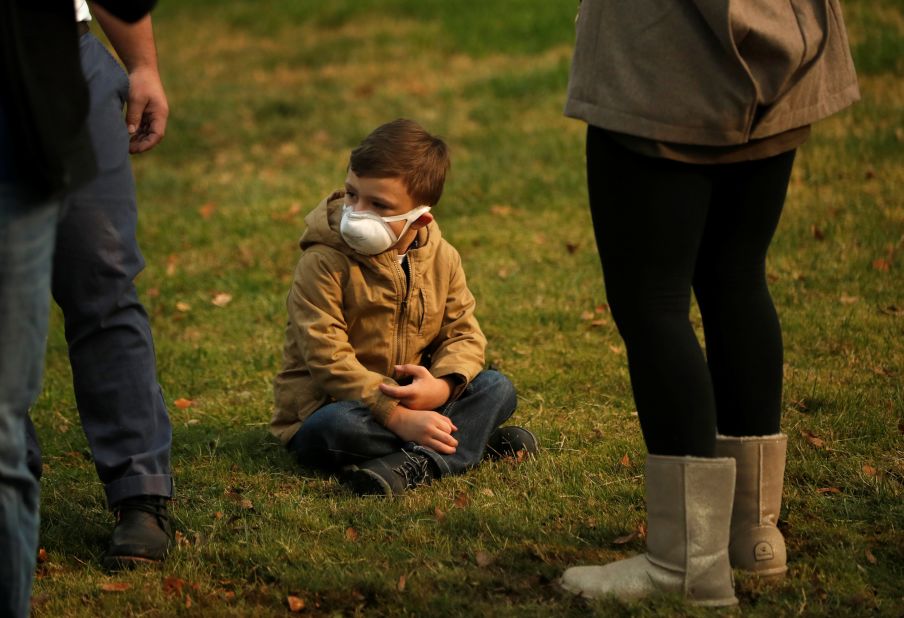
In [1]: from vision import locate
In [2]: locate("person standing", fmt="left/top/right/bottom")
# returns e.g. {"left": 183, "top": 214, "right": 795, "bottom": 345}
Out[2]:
{"left": 559, "top": 1, "right": 859, "bottom": 606}
{"left": 25, "top": 1, "right": 174, "bottom": 571}
{"left": 1, "top": 1, "right": 157, "bottom": 613}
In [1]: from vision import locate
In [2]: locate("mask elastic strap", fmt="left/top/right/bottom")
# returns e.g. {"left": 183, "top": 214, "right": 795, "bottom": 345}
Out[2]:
{"left": 385, "top": 205, "right": 431, "bottom": 243}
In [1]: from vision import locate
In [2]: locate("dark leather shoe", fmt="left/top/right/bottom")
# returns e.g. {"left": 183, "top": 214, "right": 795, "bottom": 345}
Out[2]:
{"left": 342, "top": 451, "right": 437, "bottom": 497}
{"left": 103, "top": 495, "right": 172, "bottom": 571}
{"left": 485, "top": 426, "right": 539, "bottom": 460}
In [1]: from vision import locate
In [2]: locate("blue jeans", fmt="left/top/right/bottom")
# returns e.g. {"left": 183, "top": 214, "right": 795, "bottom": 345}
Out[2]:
{"left": 0, "top": 184, "right": 60, "bottom": 618}
{"left": 25, "top": 33, "right": 173, "bottom": 506}
{"left": 288, "top": 370, "right": 517, "bottom": 476}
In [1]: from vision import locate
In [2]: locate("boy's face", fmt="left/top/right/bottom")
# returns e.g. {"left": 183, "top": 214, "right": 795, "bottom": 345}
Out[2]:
{"left": 344, "top": 170, "right": 433, "bottom": 251}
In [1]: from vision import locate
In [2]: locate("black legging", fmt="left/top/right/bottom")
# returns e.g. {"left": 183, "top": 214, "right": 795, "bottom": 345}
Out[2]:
{"left": 587, "top": 126, "right": 795, "bottom": 457}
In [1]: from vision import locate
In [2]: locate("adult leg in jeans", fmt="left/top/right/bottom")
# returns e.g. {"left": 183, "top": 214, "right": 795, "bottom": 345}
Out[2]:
{"left": 43, "top": 33, "right": 173, "bottom": 506}
{"left": 0, "top": 186, "right": 59, "bottom": 617}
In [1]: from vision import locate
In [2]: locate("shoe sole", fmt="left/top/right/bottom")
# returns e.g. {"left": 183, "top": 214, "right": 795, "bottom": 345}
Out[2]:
{"left": 341, "top": 466, "right": 394, "bottom": 497}
{"left": 103, "top": 555, "right": 164, "bottom": 572}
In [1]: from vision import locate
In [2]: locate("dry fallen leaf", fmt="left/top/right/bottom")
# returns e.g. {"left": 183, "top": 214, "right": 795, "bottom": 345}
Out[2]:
{"left": 817, "top": 487, "right": 841, "bottom": 494}
{"left": 453, "top": 492, "right": 471, "bottom": 509}
{"left": 872, "top": 258, "right": 891, "bottom": 272}
{"left": 490, "top": 204, "right": 513, "bottom": 216}
{"left": 475, "top": 550, "right": 494, "bottom": 568}
{"left": 166, "top": 254, "right": 178, "bottom": 276}
{"left": 862, "top": 464, "right": 877, "bottom": 477}
{"left": 345, "top": 527, "right": 359, "bottom": 541}
{"left": 37, "top": 548, "right": 48, "bottom": 563}
{"left": 811, "top": 224, "right": 825, "bottom": 240}
{"left": 565, "top": 242, "right": 579, "bottom": 254}
{"left": 609, "top": 345, "right": 623, "bottom": 355}
{"left": 100, "top": 582, "right": 131, "bottom": 592}
{"left": 240, "top": 499, "right": 254, "bottom": 510}
{"left": 287, "top": 595, "right": 305, "bottom": 612}
{"left": 199, "top": 202, "right": 217, "bottom": 219}
{"left": 480, "top": 488, "right": 495, "bottom": 497}
{"left": 185, "top": 594, "right": 192, "bottom": 609}
{"left": 865, "top": 548, "right": 877, "bottom": 565}
{"left": 800, "top": 429, "right": 826, "bottom": 449}
{"left": 212, "top": 292, "right": 233, "bottom": 307}
{"left": 146, "top": 287, "right": 160, "bottom": 298}
{"left": 175, "top": 301, "right": 191, "bottom": 312}
{"left": 839, "top": 294, "right": 859, "bottom": 305}
{"left": 433, "top": 506, "right": 447, "bottom": 523}
{"left": 613, "top": 530, "right": 641, "bottom": 545}
{"left": 580, "top": 310, "right": 595, "bottom": 321}
{"left": 214, "top": 511, "right": 223, "bottom": 520}
{"left": 174, "top": 398, "right": 193, "bottom": 410}
{"left": 619, "top": 453, "right": 631, "bottom": 467}
{"left": 163, "top": 576, "right": 185, "bottom": 596}
{"left": 397, "top": 574, "right": 407, "bottom": 592}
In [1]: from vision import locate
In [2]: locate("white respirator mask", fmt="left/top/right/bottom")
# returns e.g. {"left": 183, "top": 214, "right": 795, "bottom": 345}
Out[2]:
{"left": 339, "top": 203, "right": 431, "bottom": 255}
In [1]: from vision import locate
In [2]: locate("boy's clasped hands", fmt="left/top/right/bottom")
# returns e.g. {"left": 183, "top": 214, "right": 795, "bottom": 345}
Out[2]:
{"left": 380, "top": 364, "right": 459, "bottom": 455}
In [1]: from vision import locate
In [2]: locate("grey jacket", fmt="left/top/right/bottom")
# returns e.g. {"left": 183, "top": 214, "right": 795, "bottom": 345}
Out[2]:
{"left": 565, "top": 0, "right": 860, "bottom": 145}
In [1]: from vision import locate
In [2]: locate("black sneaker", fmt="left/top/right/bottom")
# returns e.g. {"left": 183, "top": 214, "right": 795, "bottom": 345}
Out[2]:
{"left": 342, "top": 451, "right": 437, "bottom": 497}
{"left": 485, "top": 426, "right": 539, "bottom": 461}
{"left": 103, "top": 496, "right": 172, "bottom": 571}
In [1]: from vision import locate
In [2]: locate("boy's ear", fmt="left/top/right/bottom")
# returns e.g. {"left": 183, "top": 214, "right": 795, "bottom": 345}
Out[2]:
{"left": 410, "top": 212, "right": 433, "bottom": 230}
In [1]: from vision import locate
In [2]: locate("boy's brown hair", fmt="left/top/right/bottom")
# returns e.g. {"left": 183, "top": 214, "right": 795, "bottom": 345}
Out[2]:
{"left": 349, "top": 119, "right": 450, "bottom": 206}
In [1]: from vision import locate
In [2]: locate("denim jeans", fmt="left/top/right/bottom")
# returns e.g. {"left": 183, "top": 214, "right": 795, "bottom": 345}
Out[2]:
{"left": 0, "top": 184, "right": 60, "bottom": 618}
{"left": 288, "top": 370, "right": 517, "bottom": 476}
{"left": 25, "top": 33, "right": 173, "bottom": 506}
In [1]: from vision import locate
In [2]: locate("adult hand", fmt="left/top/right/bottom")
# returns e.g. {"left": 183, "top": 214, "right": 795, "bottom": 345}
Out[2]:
{"left": 384, "top": 405, "right": 458, "bottom": 455}
{"left": 379, "top": 364, "right": 453, "bottom": 410}
{"left": 125, "top": 65, "right": 168, "bottom": 154}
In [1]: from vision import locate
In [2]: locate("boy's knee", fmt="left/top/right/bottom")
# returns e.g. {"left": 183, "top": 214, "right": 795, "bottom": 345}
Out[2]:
{"left": 472, "top": 370, "right": 517, "bottom": 411}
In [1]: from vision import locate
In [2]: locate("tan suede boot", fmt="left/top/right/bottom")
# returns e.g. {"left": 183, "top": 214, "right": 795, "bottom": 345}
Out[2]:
{"left": 715, "top": 433, "right": 788, "bottom": 578}
{"left": 560, "top": 455, "right": 738, "bottom": 607}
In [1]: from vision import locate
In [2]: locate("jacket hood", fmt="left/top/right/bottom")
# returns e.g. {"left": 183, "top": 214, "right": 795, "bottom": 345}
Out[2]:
{"left": 299, "top": 190, "right": 441, "bottom": 266}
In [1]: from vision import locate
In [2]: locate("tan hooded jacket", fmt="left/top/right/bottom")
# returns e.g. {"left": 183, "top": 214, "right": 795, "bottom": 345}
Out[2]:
{"left": 271, "top": 192, "right": 487, "bottom": 445}
{"left": 565, "top": 0, "right": 859, "bottom": 145}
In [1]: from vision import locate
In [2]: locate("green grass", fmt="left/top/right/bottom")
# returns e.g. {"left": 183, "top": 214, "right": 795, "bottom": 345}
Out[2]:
{"left": 30, "top": 1, "right": 903, "bottom": 615}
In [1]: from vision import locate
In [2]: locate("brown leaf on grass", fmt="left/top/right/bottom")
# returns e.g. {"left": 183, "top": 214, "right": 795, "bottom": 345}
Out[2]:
{"left": 565, "top": 242, "right": 579, "bottom": 254}
{"left": 865, "top": 548, "right": 877, "bottom": 565}
{"left": 490, "top": 204, "right": 513, "bottom": 216}
{"left": 496, "top": 267, "right": 511, "bottom": 279}
{"left": 480, "top": 487, "right": 495, "bottom": 497}
{"left": 839, "top": 294, "right": 859, "bottom": 305}
{"left": 175, "top": 301, "right": 191, "bottom": 313}
{"left": 211, "top": 292, "right": 233, "bottom": 307}
{"left": 475, "top": 550, "right": 494, "bottom": 568}
{"left": 99, "top": 582, "right": 131, "bottom": 592}
{"left": 879, "top": 304, "right": 904, "bottom": 316}
{"left": 590, "top": 319, "right": 608, "bottom": 327}
{"left": 872, "top": 258, "right": 891, "bottom": 272}
{"left": 166, "top": 254, "right": 178, "bottom": 276}
{"left": 810, "top": 224, "right": 824, "bottom": 240}
{"left": 433, "top": 506, "right": 447, "bottom": 523}
{"left": 613, "top": 530, "right": 641, "bottom": 545}
{"left": 174, "top": 398, "right": 193, "bottom": 410}
{"left": 453, "top": 492, "right": 471, "bottom": 509}
{"left": 240, "top": 498, "right": 254, "bottom": 510}
{"left": 222, "top": 590, "right": 236, "bottom": 601}
{"left": 609, "top": 345, "right": 623, "bottom": 355}
{"left": 185, "top": 594, "right": 192, "bottom": 609}
{"left": 214, "top": 511, "right": 223, "bottom": 520}
{"left": 872, "top": 366, "right": 896, "bottom": 378}
{"left": 817, "top": 487, "right": 841, "bottom": 494}
{"left": 397, "top": 574, "right": 407, "bottom": 592}
{"left": 800, "top": 429, "right": 826, "bottom": 449}
{"left": 271, "top": 202, "right": 302, "bottom": 222}
{"left": 862, "top": 464, "right": 877, "bottom": 477}
{"left": 146, "top": 287, "right": 160, "bottom": 298}
{"left": 345, "top": 526, "right": 359, "bottom": 541}
{"left": 287, "top": 595, "right": 305, "bottom": 612}
{"left": 163, "top": 576, "right": 185, "bottom": 596}
{"left": 199, "top": 202, "right": 217, "bottom": 219}
{"left": 596, "top": 304, "right": 609, "bottom": 313}
{"left": 580, "top": 310, "right": 594, "bottom": 321}
{"left": 619, "top": 453, "right": 631, "bottom": 468}
{"left": 37, "top": 548, "right": 47, "bottom": 563}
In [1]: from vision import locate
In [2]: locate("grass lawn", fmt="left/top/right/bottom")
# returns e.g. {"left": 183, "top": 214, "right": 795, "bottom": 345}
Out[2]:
{"left": 30, "top": 1, "right": 902, "bottom": 615}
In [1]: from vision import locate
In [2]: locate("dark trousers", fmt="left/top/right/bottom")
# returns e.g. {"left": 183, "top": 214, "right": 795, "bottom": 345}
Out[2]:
{"left": 288, "top": 370, "right": 517, "bottom": 476}
{"left": 26, "top": 33, "right": 172, "bottom": 506}
{"left": 586, "top": 127, "right": 794, "bottom": 457}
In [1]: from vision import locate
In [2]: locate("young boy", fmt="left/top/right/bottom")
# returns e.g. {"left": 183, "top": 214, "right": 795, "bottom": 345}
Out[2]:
{"left": 271, "top": 119, "right": 536, "bottom": 496}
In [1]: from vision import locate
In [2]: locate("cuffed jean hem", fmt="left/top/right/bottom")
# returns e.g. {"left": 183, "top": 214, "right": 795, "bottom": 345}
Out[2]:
{"left": 410, "top": 444, "right": 453, "bottom": 476}
{"left": 104, "top": 474, "right": 173, "bottom": 508}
